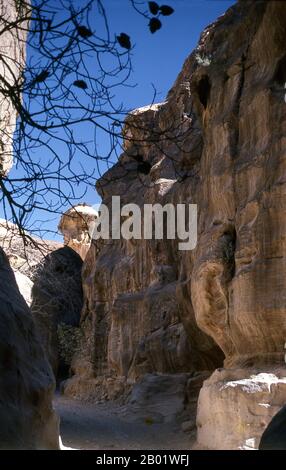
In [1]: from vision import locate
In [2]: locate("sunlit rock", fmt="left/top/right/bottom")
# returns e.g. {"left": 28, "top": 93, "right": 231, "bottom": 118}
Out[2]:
{"left": 58, "top": 204, "right": 98, "bottom": 260}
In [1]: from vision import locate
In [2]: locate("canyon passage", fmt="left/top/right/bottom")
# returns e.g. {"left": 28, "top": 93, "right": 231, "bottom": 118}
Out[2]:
{"left": 0, "top": 0, "right": 285, "bottom": 451}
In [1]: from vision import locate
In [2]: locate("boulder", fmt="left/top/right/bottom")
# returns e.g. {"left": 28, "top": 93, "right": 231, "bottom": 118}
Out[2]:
{"left": 196, "top": 368, "right": 286, "bottom": 450}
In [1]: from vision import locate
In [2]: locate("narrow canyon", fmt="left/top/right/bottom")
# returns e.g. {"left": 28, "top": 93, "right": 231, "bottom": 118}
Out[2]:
{"left": 0, "top": 0, "right": 285, "bottom": 450}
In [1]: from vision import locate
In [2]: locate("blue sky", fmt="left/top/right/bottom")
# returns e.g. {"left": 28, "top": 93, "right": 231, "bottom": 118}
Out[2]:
{"left": 7, "top": 0, "right": 236, "bottom": 239}
{"left": 106, "top": 0, "right": 235, "bottom": 108}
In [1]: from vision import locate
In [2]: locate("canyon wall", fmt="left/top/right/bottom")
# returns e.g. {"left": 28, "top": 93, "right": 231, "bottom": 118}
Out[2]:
{"left": 0, "top": 248, "right": 59, "bottom": 449}
{"left": 64, "top": 0, "right": 286, "bottom": 448}
{"left": 0, "top": 2, "right": 59, "bottom": 449}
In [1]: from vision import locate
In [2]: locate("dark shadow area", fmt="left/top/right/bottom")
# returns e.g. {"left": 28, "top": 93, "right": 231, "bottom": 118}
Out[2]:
{"left": 274, "top": 54, "right": 286, "bottom": 85}
{"left": 197, "top": 76, "right": 211, "bottom": 109}
{"left": 259, "top": 405, "right": 286, "bottom": 450}
{"left": 31, "top": 246, "right": 83, "bottom": 385}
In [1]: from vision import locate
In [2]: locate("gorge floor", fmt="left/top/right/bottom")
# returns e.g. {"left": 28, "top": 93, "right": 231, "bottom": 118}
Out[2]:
{"left": 54, "top": 394, "right": 194, "bottom": 450}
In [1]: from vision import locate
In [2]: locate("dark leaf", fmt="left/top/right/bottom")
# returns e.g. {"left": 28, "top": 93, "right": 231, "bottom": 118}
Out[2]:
{"left": 149, "top": 17, "right": 162, "bottom": 34}
{"left": 73, "top": 80, "right": 88, "bottom": 90}
{"left": 148, "top": 1, "right": 159, "bottom": 15}
{"left": 77, "top": 25, "right": 92, "bottom": 38}
{"left": 117, "top": 33, "right": 131, "bottom": 50}
{"left": 34, "top": 70, "right": 49, "bottom": 83}
{"left": 159, "top": 5, "right": 174, "bottom": 16}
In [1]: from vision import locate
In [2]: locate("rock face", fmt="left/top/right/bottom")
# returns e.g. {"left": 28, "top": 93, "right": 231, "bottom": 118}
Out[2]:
{"left": 189, "top": 0, "right": 286, "bottom": 449}
{"left": 0, "top": 248, "right": 59, "bottom": 449}
{"left": 64, "top": 0, "right": 286, "bottom": 449}
{"left": 58, "top": 204, "right": 98, "bottom": 260}
{"left": 188, "top": 0, "right": 286, "bottom": 371}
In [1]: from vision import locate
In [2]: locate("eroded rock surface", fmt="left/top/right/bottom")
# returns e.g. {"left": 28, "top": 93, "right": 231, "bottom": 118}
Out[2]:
{"left": 64, "top": 0, "right": 286, "bottom": 449}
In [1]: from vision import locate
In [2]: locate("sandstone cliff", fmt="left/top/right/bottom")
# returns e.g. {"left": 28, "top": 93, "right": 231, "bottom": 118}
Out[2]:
{"left": 64, "top": 0, "right": 286, "bottom": 449}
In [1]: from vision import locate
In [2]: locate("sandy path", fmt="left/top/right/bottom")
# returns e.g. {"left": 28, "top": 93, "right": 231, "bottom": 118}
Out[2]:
{"left": 54, "top": 394, "right": 193, "bottom": 450}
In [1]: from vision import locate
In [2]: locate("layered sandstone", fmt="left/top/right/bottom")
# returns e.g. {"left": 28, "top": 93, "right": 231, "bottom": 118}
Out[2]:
{"left": 64, "top": 0, "right": 286, "bottom": 448}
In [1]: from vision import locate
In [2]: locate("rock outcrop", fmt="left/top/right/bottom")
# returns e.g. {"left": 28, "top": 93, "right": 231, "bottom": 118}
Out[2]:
{"left": 58, "top": 204, "right": 97, "bottom": 260}
{"left": 63, "top": 0, "right": 286, "bottom": 449}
